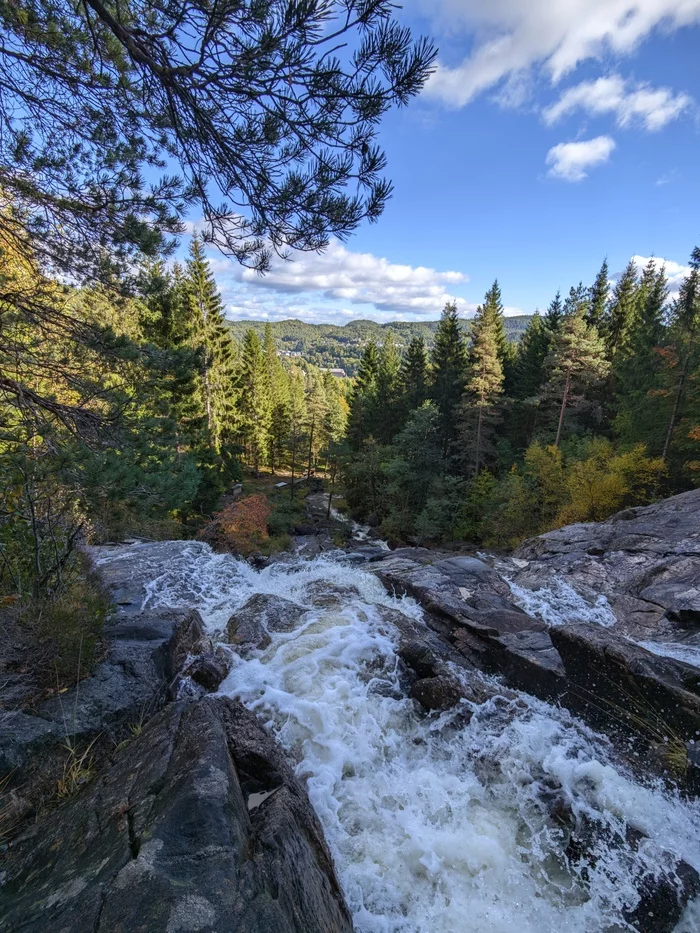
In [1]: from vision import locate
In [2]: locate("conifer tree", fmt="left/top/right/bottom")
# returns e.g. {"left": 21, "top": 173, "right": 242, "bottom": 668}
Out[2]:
{"left": 544, "top": 291, "right": 564, "bottom": 332}
{"left": 605, "top": 259, "right": 639, "bottom": 358}
{"left": 662, "top": 247, "right": 700, "bottom": 461}
{"left": 542, "top": 309, "right": 610, "bottom": 447}
{"left": 615, "top": 260, "right": 669, "bottom": 452}
{"left": 304, "top": 371, "right": 328, "bottom": 478}
{"left": 184, "top": 235, "right": 238, "bottom": 452}
{"left": 263, "top": 324, "right": 290, "bottom": 473}
{"left": 373, "top": 333, "right": 402, "bottom": 444}
{"left": 287, "top": 368, "right": 307, "bottom": 496}
{"left": 480, "top": 280, "right": 516, "bottom": 391}
{"left": 399, "top": 335, "right": 429, "bottom": 416}
{"left": 347, "top": 340, "right": 379, "bottom": 450}
{"left": 238, "top": 328, "right": 271, "bottom": 474}
{"left": 512, "top": 313, "right": 550, "bottom": 400}
{"left": 459, "top": 302, "right": 504, "bottom": 475}
{"left": 430, "top": 302, "right": 468, "bottom": 457}
{"left": 563, "top": 282, "right": 590, "bottom": 319}
{"left": 588, "top": 259, "right": 610, "bottom": 330}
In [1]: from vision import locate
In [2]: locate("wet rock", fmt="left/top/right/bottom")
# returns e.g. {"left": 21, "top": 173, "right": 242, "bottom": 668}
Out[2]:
{"left": 410, "top": 675, "right": 469, "bottom": 712}
{"left": 294, "top": 523, "right": 318, "bottom": 536}
{"left": 226, "top": 594, "right": 307, "bottom": 652}
{"left": 624, "top": 859, "right": 700, "bottom": 933}
{"left": 550, "top": 623, "right": 700, "bottom": 747}
{"left": 304, "top": 581, "right": 361, "bottom": 609}
{"left": 184, "top": 651, "right": 231, "bottom": 692}
{"left": 0, "top": 698, "right": 353, "bottom": 933}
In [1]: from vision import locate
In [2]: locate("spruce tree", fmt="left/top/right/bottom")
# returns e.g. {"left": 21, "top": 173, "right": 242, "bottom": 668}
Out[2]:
{"left": 563, "top": 282, "right": 590, "bottom": 319}
{"left": 512, "top": 313, "right": 550, "bottom": 400}
{"left": 479, "top": 280, "right": 515, "bottom": 391}
{"left": 430, "top": 302, "right": 468, "bottom": 457}
{"left": 287, "top": 368, "right": 307, "bottom": 496}
{"left": 263, "top": 323, "right": 290, "bottom": 473}
{"left": 459, "top": 302, "right": 504, "bottom": 475}
{"left": 614, "top": 260, "right": 669, "bottom": 452}
{"left": 304, "top": 371, "right": 328, "bottom": 478}
{"left": 544, "top": 291, "right": 564, "bottom": 332}
{"left": 373, "top": 333, "right": 402, "bottom": 444}
{"left": 238, "top": 328, "right": 271, "bottom": 474}
{"left": 399, "top": 336, "right": 429, "bottom": 416}
{"left": 184, "top": 235, "right": 238, "bottom": 452}
{"left": 542, "top": 309, "right": 610, "bottom": 446}
{"left": 588, "top": 259, "right": 610, "bottom": 330}
{"left": 347, "top": 340, "right": 379, "bottom": 450}
{"left": 662, "top": 247, "right": 700, "bottom": 461}
{"left": 605, "top": 259, "right": 639, "bottom": 358}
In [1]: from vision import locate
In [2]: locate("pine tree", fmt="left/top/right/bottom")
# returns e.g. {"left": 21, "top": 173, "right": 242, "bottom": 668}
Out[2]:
{"left": 347, "top": 340, "right": 379, "bottom": 450}
{"left": 287, "top": 368, "right": 307, "bottom": 497}
{"left": 662, "top": 247, "right": 700, "bottom": 461}
{"left": 399, "top": 335, "right": 429, "bottom": 416}
{"left": 588, "top": 259, "right": 609, "bottom": 330}
{"left": 373, "top": 333, "right": 402, "bottom": 444}
{"left": 563, "top": 282, "right": 590, "bottom": 319}
{"left": 459, "top": 302, "right": 504, "bottom": 475}
{"left": 430, "top": 302, "right": 468, "bottom": 457}
{"left": 263, "top": 324, "right": 290, "bottom": 473}
{"left": 512, "top": 313, "right": 550, "bottom": 400}
{"left": 304, "top": 371, "right": 328, "bottom": 478}
{"left": 184, "top": 235, "right": 238, "bottom": 452}
{"left": 542, "top": 309, "right": 610, "bottom": 447}
{"left": 238, "top": 328, "right": 271, "bottom": 474}
{"left": 544, "top": 291, "right": 564, "bottom": 332}
{"left": 479, "top": 280, "right": 515, "bottom": 391}
{"left": 605, "top": 259, "right": 639, "bottom": 358}
{"left": 614, "top": 260, "right": 669, "bottom": 452}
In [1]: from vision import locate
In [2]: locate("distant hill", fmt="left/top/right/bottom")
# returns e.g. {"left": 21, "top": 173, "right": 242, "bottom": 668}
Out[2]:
{"left": 227, "top": 316, "right": 532, "bottom": 376}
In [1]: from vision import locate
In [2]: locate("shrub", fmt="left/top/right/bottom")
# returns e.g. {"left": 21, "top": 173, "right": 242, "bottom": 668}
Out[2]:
{"left": 198, "top": 494, "right": 272, "bottom": 556}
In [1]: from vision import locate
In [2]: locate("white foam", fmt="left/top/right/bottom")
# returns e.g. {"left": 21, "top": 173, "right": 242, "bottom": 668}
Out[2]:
{"left": 506, "top": 577, "right": 618, "bottom": 629}
{"left": 634, "top": 639, "right": 700, "bottom": 670}
{"left": 103, "top": 542, "right": 700, "bottom": 932}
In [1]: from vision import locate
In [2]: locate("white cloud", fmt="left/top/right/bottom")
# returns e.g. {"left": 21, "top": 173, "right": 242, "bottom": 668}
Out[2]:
{"left": 233, "top": 239, "right": 469, "bottom": 315}
{"left": 631, "top": 254, "right": 691, "bottom": 295}
{"left": 543, "top": 75, "right": 693, "bottom": 129}
{"left": 422, "top": 0, "right": 700, "bottom": 108}
{"left": 546, "top": 135, "right": 616, "bottom": 181}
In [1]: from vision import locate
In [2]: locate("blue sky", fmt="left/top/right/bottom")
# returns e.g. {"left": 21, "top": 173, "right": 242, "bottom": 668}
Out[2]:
{"left": 196, "top": 0, "right": 700, "bottom": 325}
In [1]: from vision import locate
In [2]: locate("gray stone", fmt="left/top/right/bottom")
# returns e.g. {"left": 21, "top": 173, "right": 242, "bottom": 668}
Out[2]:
{"left": 226, "top": 594, "right": 307, "bottom": 652}
{"left": 0, "top": 698, "right": 352, "bottom": 933}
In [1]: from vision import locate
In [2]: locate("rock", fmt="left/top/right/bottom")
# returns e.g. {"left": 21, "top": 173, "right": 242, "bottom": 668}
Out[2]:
{"left": 550, "top": 623, "right": 700, "bottom": 753}
{"left": 0, "top": 609, "right": 205, "bottom": 782}
{"left": 410, "top": 675, "right": 469, "bottom": 712}
{"left": 226, "top": 594, "right": 307, "bottom": 652}
{"left": 624, "top": 858, "right": 700, "bottom": 933}
{"left": 304, "top": 581, "right": 361, "bottom": 609}
{"left": 185, "top": 651, "right": 231, "bottom": 692}
{"left": 294, "top": 523, "right": 318, "bottom": 536}
{"left": 510, "top": 488, "right": 700, "bottom": 639}
{"left": 0, "top": 698, "right": 353, "bottom": 933}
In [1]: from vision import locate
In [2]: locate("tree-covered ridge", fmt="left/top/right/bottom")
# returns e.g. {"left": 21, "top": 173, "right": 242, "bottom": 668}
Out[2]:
{"left": 344, "top": 257, "right": 700, "bottom": 547}
{"left": 227, "top": 315, "right": 532, "bottom": 375}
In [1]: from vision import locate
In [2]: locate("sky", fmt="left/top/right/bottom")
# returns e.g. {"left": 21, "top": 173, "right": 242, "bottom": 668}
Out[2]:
{"left": 193, "top": 0, "right": 700, "bottom": 326}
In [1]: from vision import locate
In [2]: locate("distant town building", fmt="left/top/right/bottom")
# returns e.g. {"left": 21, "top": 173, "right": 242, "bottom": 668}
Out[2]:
{"left": 326, "top": 368, "right": 347, "bottom": 378}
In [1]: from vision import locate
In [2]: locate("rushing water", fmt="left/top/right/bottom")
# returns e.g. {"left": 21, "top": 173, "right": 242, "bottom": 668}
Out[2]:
{"left": 103, "top": 541, "right": 700, "bottom": 932}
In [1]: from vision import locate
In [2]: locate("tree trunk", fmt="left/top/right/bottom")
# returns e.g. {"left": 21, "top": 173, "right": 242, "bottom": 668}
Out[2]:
{"left": 662, "top": 352, "right": 690, "bottom": 461}
{"left": 474, "top": 396, "right": 484, "bottom": 477}
{"left": 555, "top": 369, "right": 572, "bottom": 448}
{"left": 290, "top": 435, "right": 296, "bottom": 500}
{"left": 307, "top": 416, "right": 315, "bottom": 479}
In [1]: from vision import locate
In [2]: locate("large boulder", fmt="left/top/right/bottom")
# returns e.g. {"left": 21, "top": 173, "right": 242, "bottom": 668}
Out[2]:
{"left": 0, "top": 608, "right": 205, "bottom": 785}
{"left": 0, "top": 697, "right": 353, "bottom": 933}
{"left": 226, "top": 594, "right": 307, "bottom": 653}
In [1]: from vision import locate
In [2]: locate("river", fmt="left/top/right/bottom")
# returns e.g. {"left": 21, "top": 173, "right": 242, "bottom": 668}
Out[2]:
{"left": 101, "top": 539, "right": 700, "bottom": 932}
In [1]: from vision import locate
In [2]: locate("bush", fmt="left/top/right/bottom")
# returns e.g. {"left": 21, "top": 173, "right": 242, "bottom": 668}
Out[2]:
{"left": 198, "top": 494, "right": 272, "bottom": 556}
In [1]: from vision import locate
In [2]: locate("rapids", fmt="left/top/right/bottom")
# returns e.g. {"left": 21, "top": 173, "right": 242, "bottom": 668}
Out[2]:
{"left": 115, "top": 541, "right": 700, "bottom": 932}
